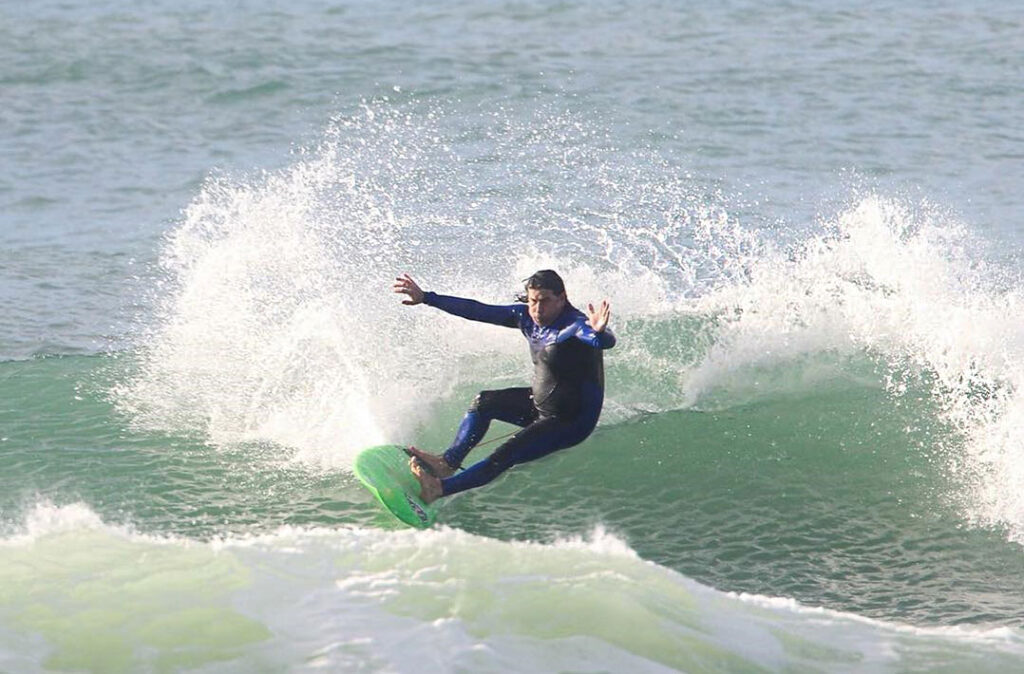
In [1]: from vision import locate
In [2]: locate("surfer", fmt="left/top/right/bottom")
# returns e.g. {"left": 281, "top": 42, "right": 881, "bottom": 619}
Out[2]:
{"left": 393, "top": 270, "right": 615, "bottom": 503}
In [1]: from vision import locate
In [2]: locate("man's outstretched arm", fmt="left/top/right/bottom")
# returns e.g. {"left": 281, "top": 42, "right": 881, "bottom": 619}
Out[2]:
{"left": 393, "top": 274, "right": 520, "bottom": 328}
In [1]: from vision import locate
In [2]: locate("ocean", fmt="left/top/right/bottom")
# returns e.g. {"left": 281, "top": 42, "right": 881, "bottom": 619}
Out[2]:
{"left": 3, "top": 1, "right": 1024, "bottom": 671}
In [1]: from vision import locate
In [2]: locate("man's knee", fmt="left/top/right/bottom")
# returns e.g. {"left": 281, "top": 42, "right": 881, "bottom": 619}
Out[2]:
{"left": 469, "top": 389, "right": 507, "bottom": 414}
{"left": 469, "top": 390, "right": 491, "bottom": 413}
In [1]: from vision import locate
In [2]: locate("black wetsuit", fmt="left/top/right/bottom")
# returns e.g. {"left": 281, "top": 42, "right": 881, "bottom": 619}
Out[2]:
{"left": 422, "top": 292, "right": 616, "bottom": 495}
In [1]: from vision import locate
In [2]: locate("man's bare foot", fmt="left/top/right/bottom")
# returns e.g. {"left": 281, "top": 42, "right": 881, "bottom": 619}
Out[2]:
{"left": 405, "top": 446, "right": 456, "bottom": 478}
{"left": 410, "top": 460, "right": 443, "bottom": 504}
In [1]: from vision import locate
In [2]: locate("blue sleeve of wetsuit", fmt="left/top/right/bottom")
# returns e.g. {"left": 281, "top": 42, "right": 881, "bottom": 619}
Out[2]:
{"left": 423, "top": 292, "right": 522, "bottom": 328}
{"left": 574, "top": 322, "right": 617, "bottom": 349}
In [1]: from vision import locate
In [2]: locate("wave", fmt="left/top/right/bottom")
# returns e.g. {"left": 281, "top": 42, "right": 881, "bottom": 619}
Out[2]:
{"left": 2, "top": 502, "right": 1020, "bottom": 673}
{"left": 6, "top": 348, "right": 1023, "bottom": 628}
{"left": 111, "top": 99, "right": 1024, "bottom": 551}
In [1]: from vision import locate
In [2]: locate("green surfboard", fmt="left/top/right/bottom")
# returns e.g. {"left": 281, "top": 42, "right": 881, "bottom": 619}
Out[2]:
{"left": 353, "top": 444, "right": 439, "bottom": 528}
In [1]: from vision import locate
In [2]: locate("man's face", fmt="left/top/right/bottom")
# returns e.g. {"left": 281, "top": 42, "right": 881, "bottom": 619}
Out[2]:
{"left": 527, "top": 287, "right": 567, "bottom": 327}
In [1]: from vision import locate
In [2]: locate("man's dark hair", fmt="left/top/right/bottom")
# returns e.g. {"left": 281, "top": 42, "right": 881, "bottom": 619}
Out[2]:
{"left": 524, "top": 269, "right": 565, "bottom": 294}
{"left": 516, "top": 270, "right": 566, "bottom": 302}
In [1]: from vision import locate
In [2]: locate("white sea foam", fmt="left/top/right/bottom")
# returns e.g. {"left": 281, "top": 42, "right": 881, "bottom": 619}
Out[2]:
{"left": 2, "top": 503, "right": 1021, "bottom": 673}
{"left": 1, "top": 500, "right": 106, "bottom": 544}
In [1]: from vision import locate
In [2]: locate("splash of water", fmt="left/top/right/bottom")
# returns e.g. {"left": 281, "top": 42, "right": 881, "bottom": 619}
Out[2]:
{"left": 115, "top": 99, "right": 719, "bottom": 465}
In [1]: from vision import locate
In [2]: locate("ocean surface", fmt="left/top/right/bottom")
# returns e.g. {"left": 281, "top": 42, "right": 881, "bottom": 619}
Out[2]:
{"left": 3, "top": 1, "right": 1024, "bottom": 671}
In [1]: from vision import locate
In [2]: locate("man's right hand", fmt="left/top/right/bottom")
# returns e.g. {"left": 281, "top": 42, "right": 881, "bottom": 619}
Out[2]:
{"left": 393, "top": 273, "right": 425, "bottom": 305}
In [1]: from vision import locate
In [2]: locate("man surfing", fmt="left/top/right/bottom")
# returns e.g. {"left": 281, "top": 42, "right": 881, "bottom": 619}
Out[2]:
{"left": 393, "top": 270, "right": 615, "bottom": 503}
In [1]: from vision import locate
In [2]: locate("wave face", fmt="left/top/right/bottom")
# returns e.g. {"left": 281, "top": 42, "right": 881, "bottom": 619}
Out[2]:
{"left": 117, "top": 98, "right": 1024, "bottom": 547}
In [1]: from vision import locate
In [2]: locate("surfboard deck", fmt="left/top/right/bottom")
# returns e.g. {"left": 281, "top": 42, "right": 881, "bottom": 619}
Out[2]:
{"left": 353, "top": 444, "right": 439, "bottom": 528}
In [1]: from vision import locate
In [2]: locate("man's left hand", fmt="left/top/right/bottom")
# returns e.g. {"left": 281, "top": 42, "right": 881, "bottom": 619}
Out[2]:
{"left": 586, "top": 300, "right": 611, "bottom": 332}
